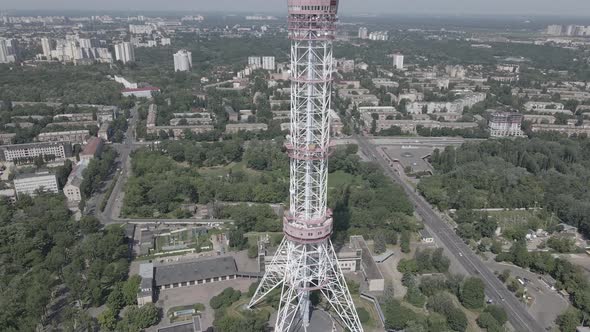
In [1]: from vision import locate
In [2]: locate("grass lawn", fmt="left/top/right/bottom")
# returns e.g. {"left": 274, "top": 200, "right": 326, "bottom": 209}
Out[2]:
{"left": 488, "top": 209, "right": 556, "bottom": 230}
{"left": 328, "top": 170, "right": 363, "bottom": 189}
{"left": 352, "top": 296, "right": 381, "bottom": 330}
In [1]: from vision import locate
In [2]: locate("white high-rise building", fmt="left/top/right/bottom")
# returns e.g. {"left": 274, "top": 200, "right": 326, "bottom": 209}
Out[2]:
{"left": 248, "top": 56, "right": 262, "bottom": 68}
{"left": 41, "top": 37, "right": 52, "bottom": 58}
{"left": 392, "top": 53, "right": 404, "bottom": 70}
{"left": 173, "top": 49, "right": 192, "bottom": 72}
{"left": 114, "top": 42, "right": 135, "bottom": 64}
{"left": 0, "top": 38, "right": 9, "bottom": 63}
{"left": 78, "top": 38, "right": 92, "bottom": 49}
{"left": 546, "top": 25, "right": 563, "bottom": 36}
{"left": 262, "top": 56, "right": 275, "bottom": 71}
{"left": 358, "top": 27, "right": 368, "bottom": 39}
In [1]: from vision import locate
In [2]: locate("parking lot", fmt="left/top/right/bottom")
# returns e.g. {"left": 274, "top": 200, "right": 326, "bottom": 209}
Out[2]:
{"left": 486, "top": 261, "right": 569, "bottom": 330}
{"left": 146, "top": 278, "right": 255, "bottom": 331}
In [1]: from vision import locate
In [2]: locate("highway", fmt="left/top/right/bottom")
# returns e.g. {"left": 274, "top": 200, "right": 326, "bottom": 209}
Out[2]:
{"left": 353, "top": 134, "right": 544, "bottom": 332}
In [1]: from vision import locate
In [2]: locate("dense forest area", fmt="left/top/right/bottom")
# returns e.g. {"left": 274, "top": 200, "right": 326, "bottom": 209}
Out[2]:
{"left": 0, "top": 65, "right": 123, "bottom": 105}
{"left": 418, "top": 136, "right": 590, "bottom": 238}
{"left": 328, "top": 145, "right": 416, "bottom": 244}
{"left": 121, "top": 140, "right": 289, "bottom": 218}
{"left": 0, "top": 195, "right": 131, "bottom": 331}
{"left": 417, "top": 135, "right": 590, "bottom": 329}
{"left": 122, "top": 141, "right": 415, "bottom": 245}
{"left": 334, "top": 36, "right": 590, "bottom": 81}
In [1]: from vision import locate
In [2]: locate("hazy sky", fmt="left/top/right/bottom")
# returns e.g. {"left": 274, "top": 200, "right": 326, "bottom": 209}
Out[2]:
{"left": 3, "top": 0, "right": 590, "bottom": 16}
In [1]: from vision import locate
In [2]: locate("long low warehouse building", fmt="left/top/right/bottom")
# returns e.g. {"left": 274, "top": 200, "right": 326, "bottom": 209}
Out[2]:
{"left": 153, "top": 256, "right": 259, "bottom": 290}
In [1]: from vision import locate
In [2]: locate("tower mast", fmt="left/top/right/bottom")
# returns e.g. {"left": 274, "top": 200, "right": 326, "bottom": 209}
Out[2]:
{"left": 249, "top": 1, "right": 363, "bottom": 331}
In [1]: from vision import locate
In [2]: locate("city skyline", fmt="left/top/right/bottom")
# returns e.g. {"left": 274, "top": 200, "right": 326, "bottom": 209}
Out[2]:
{"left": 3, "top": 0, "right": 590, "bottom": 16}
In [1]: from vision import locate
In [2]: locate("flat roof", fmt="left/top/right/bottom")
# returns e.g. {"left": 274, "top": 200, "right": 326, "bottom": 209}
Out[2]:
{"left": 157, "top": 322, "right": 195, "bottom": 332}
{"left": 80, "top": 137, "right": 102, "bottom": 156}
{"left": 139, "top": 262, "right": 154, "bottom": 279}
{"left": 154, "top": 256, "right": 237, "bottom": 287}
{"left": 350, "top": 236, "right": 383, "bottom": 281}
{"left": 0, "top": 141, "right": 71, "bottom": 149}
{"left": 14, "top": 171, "right": 56, "bottom": 180}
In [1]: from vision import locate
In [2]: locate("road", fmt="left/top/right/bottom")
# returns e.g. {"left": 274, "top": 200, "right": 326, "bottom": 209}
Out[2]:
{"left": 353, "top": 134, "right": 545, "bottom": 332}
{"left": 95, "top": 105, "right": 139, "bottom": 224}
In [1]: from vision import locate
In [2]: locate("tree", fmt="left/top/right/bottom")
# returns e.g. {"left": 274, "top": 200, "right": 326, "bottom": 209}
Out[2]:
{"left": 79, "top": 216, "right": 101, "bottom": 234}
{"left": 374, "top": 232, "right": 387, "bottom": 254}
{"left": 509, "top": 240, "right": 530, "bottom": 268}
{"left": 121, "top": 303, "right": 160, "bottom": 331}
{"left": 491, "top": 240, "right": 503, "bottom": 254}
{"left": 419, "top": 275, "right": 448, "bottom": 297}
{"left": 384, "top": 299, "right": 418, "bottom": 330}
{"left": 405, "top": 286, "right": 426, "bottom": 308}
{"left": 402, "top": 272, "right": 416, "bottom": 288}
{"left": 557, "top": 307, "right": 582, "bottom": 332}
{"left": 401, "top": 230, "right": 411, "bottom": 253}
{"left": 499, "top": 269, "right": 511, "bottom": 283}
{"left": 228, "top": 228, "right": 247, "bottom": 249}
{"left": 460, "top": 277, "right": 485, "bottom": 309}
{"left": 98, "top": 307, "right": 118, "bottom": 331}
{"left": 122, "top": 276, "right": 141, "bottom": 305}
{"left": 107, "top": 284, "right": 126, "bottom": 312}
{"left": 446, "top": 307, "right": 468, "bottom": 332}
{"left": 484, "top": 305, "right": 507, "bottom": 325}
{"left": 477, "top": 312, "right": 501, "bottom": 330}
{"left": 427, "top": 313, "right": 448, "bottom": 332}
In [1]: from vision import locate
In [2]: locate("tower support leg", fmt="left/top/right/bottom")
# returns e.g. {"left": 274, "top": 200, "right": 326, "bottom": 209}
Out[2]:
{"left": 250, "top": 238, "right": 363, "bottom": 332}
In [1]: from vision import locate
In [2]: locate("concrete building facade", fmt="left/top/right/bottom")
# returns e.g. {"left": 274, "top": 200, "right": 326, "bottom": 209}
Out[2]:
{"left": 114, "top": 42, "right": 135, "bottom": 63}
{"left": 392, "top": 53, "right": 404, "bottom": 70}
{"left": 173, "top": 49, "right": 192, "bottom": 72}
{"left": 489, "top": 112, "right": 525, "bottom": 137}
{"left": 63, "top": 160, "right": 89, "bottom": 203}
{"left": 37, "top": 130, "right": 89, "bottom": 144}
{"left": 262, "top": 56, "right": 276, "bottom": 71}
{"left": 0, "top": 141, "right": 72, "bottom": 162}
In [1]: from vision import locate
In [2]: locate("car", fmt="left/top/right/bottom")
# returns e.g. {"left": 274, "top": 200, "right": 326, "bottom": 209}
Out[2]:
{"left": 486, "top": 299, "right": 493, "bottom": 304}
{"left": 459, "top": 252, "right": 463, "bottom": 257}
{"left": 500, "top": 296, "right": 505, "bottom": 301}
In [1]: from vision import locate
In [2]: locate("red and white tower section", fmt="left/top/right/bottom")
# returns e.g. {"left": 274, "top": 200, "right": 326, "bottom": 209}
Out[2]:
{"left": 248, "top": 1, "right": 363, "bottom": 331}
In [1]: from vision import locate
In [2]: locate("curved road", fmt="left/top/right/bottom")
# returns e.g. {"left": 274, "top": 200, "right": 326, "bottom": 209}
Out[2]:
{"left": 354, "top": 135, "right": 544, "bottom": 332}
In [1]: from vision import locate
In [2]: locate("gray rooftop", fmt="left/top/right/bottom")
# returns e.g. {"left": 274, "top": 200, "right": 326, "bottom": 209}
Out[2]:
{"left": 154, "top": 256, "right": 237, "bottom": 287}
{"left": 139, "top": 262, "right": 154, "bottom": 279}
{"left": 350, "top": 236, "right": 383, "bottom": 281}
{"left": 157, "top": 322, "right": 195, "bottom": 332}
{"left": 0, "top": 141, "right": 71, "bottom": 150}
{"left": 14, "top": 170, "right": 55, "bottom": 180}
{"left": 140, "top": 277, "right": 153, "bottom": 289}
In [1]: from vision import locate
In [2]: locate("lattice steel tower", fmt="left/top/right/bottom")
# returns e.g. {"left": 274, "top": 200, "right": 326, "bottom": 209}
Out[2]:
{"left": 248, "top": 1, "right": 363, "bottom": 331}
